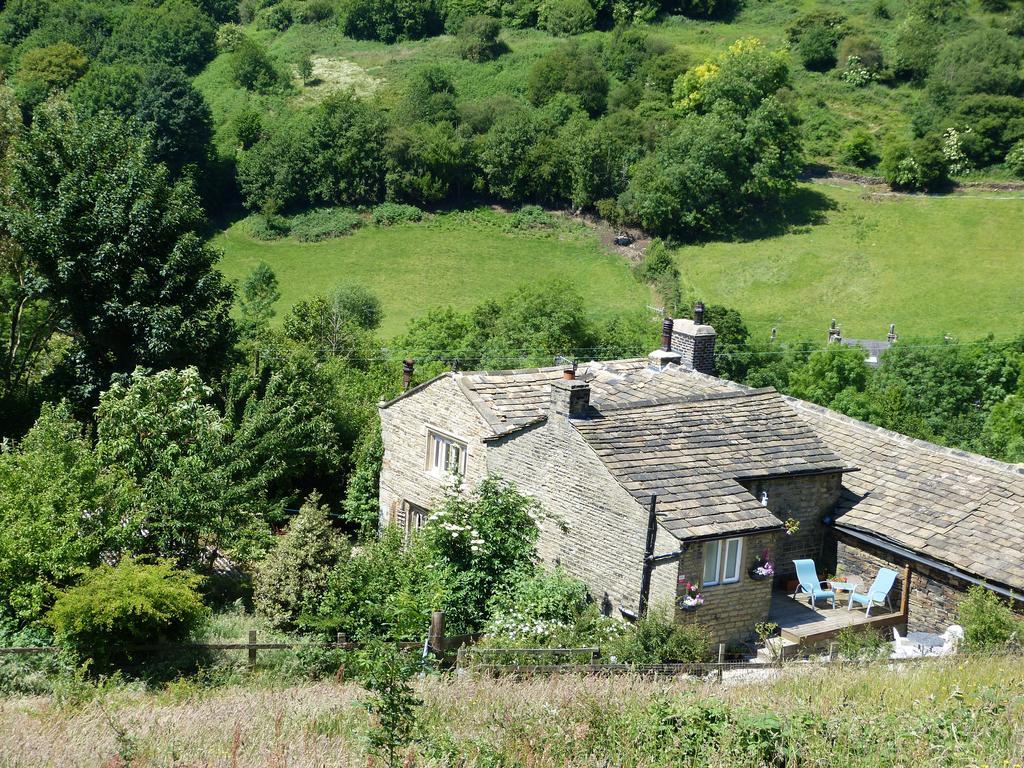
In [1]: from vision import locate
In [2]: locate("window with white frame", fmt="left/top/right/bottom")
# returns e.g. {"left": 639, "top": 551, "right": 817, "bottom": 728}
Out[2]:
{"left": 427, "top": 430, "right": 467, "bottom": 477}
{"left": 702, "top": 537, "right": 743, "bottom": 586}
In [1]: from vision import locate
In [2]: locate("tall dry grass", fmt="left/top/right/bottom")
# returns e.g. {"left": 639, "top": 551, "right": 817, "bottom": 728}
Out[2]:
{"left": 0, "top": 657, "right": 1021, "bottom": 767}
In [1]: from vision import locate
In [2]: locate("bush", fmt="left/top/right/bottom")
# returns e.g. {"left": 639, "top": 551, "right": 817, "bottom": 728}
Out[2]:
{"left": 255, "top": 494, "right": 350, "bottom": 630}
{"left": 487, "top": 566, "right": 590, "bottom": 634}
{"left": 506, "top": 204, "right": 556, "bottom": 230}
{"left": 836, "top": 34, "right": 883, "bottom": 74}
{"left": 838, "top": 128, "right": 878, "bottom": 168}
{"left": 342, "top": 0, "right": 443, "bottom": 42}
{"left": 538, "top": 0, "right": 595, "bottom": 36}
{"left": 881, "top": 134, "right": 949, "bottom": 191}
{"left": 528, "top": 43, "right": 608, "bottom": 116}
{"left": 255, "top": 3, "right": 294, "bottom": 30}
{"left": 231, "top": 35, "right": 279, "bottom": 91}
{"left": 606, "top": 610, "right": 712, "bottom": 663}
{"left": 834, "top": 626, "right": 887, "bottom": 660}
{"left": 47, "top": 558, "right": 209, "bottom": 671}
{"left": 890, "top": 16, "right": 940, "bottom": 82}
{"left": 456, "top": 15, "right": 505, "bottom": 62}
{"left": 372, "top": 202, "right": 423, "bottom": 225}
{"left": 958, "top": 585, "right": 1020, "bottom": 652}
{"left": 290, "top": 207, "right": 364, "bottom": 240}
{"left": 1006, "top": 141, "right": 1024, "bottom": 177}
{"left": 246, "top": 213, "right": 291, "bottom": 240}
{"left": 786, "top": 11, "right": 848, "bottom": 72}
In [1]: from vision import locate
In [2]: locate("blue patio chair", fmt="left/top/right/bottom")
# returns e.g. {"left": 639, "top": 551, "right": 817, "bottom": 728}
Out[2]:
{"left": 847, "top": 568, "right": 898, "bottom": 616}
{"left": 792, "top": 559, "right": 835, "bottom": 609}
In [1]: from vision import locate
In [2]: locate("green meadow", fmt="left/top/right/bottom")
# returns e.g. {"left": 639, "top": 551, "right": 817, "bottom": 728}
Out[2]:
{"left": 214, "top": 209, "right": 652, "bottom": 337}
{"left": 214, "top": 184, "right": 1024, "bottom": 342}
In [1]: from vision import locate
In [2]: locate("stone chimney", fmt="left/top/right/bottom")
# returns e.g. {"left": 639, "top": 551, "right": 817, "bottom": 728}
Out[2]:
{"left": 402, "top": 359, "right": 414, "bottom": 390}
{"left": 827, "top": 319, "right": 842, "bottom": 344}
{"left": 550, "top": 378, "right": 590, "bottom": 418}
{"left": 648, "top": 317, "right": 682, "bottom": 371}
{"left": 670, "top": 303, "right": 716, "bottom": 375}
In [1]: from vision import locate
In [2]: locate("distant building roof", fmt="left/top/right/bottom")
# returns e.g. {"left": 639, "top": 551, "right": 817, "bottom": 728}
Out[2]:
{"left": 840, "top": 337, "right": 893, "bottom": 367}
{"left": 574, "top": 389, "right": 849, "bottom": 540}
{"left": 789, "top": 398, "right": 1024, "bottom": 593}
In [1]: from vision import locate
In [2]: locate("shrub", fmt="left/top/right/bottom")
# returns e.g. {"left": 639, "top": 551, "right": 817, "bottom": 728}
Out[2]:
{"left": 958, "top": 585, "right": 1020, "bottom": 652}
{"left": 834, "top": 626, "right": 887, "bottom": 660}
{"left": 215, "top": 22, "right": 245, "bottom": 51}
{"left": 487, "top": 566, "right": 590, "bottom": 631}
{"left": 786, "top": 11, "right": 848, "bottom": 71}
{"left": 47, "top": 558, "right": 209, "bottom": 671}
{"left": 297, "top": 0, "right": 337, "bottom": 22}
{"left": 102, "top": 0, "right": 217, "bottom": 76}
{"left": 1006, "top": 140, "right": 1024, "bottom": 178}
{"left": 342, "top": 0, "right": 443, "bottom": 42}
{"left": 255, "top": 493, "right": 350, "bottom": 630}
{"left": 246, "top": 213, "right": 291, "bottom": 240}
{"left": 528, "top": 43, "right": 608, "bottom": 116}
{"left": 836, "top": 34, "right": 883, "bottom": 74}
{"left": 881, "top": 134, "right": 949, "bottom": 191}
{"left": 372, "top": 202, "right": 424, "bottom": 225}
{"left": 539, "top": 0, "right": 595, "bottom": 36}
{"left": 890, "top": 16, "right": 940, "bottom": 82}
{"left": 290, "top": 207, "right": 364, "bottom": 240}
{"left": 838, "top": 128, "right": 878, "bottom": 168}
{"left": 607, "top": 610, "right": 712, "bottom": 663}
{"left": 456, "top": 15, "right": 505, "bottom": 62}
{"left": 506, "top": 204, "right": 556, "bottom": 230}
{"left": 1009, "top": 6, "right": 1024, "bottom": 38}
{"left": 444, "top": 0, "right": 492, "bottom": 32}
{"left": 231, "top": 35, "right": 280, "bottom": 91}
{"left": 255, "top": 3, "right": 294, "bottom": 30}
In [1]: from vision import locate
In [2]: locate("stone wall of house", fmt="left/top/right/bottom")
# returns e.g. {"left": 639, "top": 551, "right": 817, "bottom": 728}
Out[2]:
{"left": 836, "top": 534, "right": 965, "bottom": 633}
{"left": 378, "top": 375, "right": 492, "bottom": 528}
{"left": 487, "top": 413, "right": 679, "bottom": 616}
{"left": 674, "top": 532, "right": 778, "bottom": 647}
{"left": 740, "top": 473, "right": 843, "bottom": 580}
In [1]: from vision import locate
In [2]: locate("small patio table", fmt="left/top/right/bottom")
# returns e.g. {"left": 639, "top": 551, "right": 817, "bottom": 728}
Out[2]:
{"left": 827, "top": 579, "right": 862, "bottom": 607}
{"left": 906, "top": 632, "right": 944, "bottom": 654}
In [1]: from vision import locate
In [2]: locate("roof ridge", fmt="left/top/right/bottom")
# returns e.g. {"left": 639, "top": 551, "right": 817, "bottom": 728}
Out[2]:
{"left": 378, "top": 372, "right": 453, "bottom": 410}
{"left": 459, "top": 358, "right": 647, "bottom": 378}
{"left": 592, "top": 386, "right": 778, "bottom": 413}
{"left": 785, "top": 395, "right": 1024, "bottom": 477}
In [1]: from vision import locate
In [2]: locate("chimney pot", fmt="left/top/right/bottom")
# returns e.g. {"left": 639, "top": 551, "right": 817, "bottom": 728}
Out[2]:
{"left": 402, "top": 359, "right": 414, "bottom": 391}
{"left": 660, "top": 317, "right": 674, "bottom": 352}
{"left": 562, "top": 368, "right": 575, "bottom": 381}
{"left": 693, "top": 301, "right": 705, "bottom": 326}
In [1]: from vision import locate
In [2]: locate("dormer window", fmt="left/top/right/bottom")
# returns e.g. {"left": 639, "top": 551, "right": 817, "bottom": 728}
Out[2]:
{"left": 427, "top": 430, "right": 467, "bottom": 477}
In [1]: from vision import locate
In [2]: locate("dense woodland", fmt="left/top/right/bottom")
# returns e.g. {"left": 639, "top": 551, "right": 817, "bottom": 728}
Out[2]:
{"left": 0, "top": 0, "right": 1022, "bottom": 678}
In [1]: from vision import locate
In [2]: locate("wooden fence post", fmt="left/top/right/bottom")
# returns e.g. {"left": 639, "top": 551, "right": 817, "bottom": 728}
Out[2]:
{"left": 717, "top": 643, "right": 725, "bottom": 682}
{"left": 899, "top": 565, "right": 911, "bottom": 618}
{"left": 429, "top": 611, "right": 445, "bottom": 657}
{"left": 248, "top": 629, "right": 257, "bottom": 669}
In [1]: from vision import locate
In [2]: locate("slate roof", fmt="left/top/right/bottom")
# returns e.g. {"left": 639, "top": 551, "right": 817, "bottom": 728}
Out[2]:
{"left": 454, "top": 360, "right": 742, "bottom": 437}
{"left": 788, "top": 398, "right": 1024, "bottom": 592}
{"left": 573, "top": 389, "right": 849, "bottom": 541}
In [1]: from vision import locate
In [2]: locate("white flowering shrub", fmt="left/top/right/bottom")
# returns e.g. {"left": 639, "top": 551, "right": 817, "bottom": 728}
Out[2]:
{"left": 1006, "top": 140, "right": 1024, "bottom": 178}
{"left": 942, "top": 127, "right": 972, "bottom": 176}
{"left": 423, "top": 477, "right": 560, "bottom": 632}
{"left": 840, "top": 55, "right": 873, "bottom": 87}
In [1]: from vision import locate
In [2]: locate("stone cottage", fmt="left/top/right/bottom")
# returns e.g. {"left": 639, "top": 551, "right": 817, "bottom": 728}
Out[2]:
{"left": 378, "top": 310, "right": 1024, "bottom": 644}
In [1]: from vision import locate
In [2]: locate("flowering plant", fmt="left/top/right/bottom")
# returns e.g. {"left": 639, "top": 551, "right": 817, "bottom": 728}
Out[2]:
{"left": 751, "top": 549, "right": 774, "bottom": 578}
{"left": 677, "top": 576, "right": 704, "bottom": 610}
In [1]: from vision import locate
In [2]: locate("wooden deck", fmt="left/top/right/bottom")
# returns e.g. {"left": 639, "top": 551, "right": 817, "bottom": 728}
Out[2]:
{"left": 769, "top": 591, "right": 904, "bottom": 646}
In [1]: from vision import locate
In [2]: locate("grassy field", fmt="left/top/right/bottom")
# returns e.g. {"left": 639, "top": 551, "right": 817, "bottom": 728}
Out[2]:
{"left": 676, "top": 182, "right": 1024, "bottom": 342}
{"left": 214, "top": 186, "right": 1024, "bottom": 342}
{"left": 1, "top": 657, "right": 1021, "bottom": 766}
{"left": 214, "top": 209, "right": 651, "bottom": 337}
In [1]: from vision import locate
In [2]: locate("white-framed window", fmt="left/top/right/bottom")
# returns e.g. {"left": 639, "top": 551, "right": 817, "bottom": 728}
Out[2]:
{"left": 402, "top": 500, "right": 428, "bottom": 538}
{"left": 427, "top": 429, "right": 467, "bottom": 477}
{"left": 702, "top": 537, "right": 743, "bottom": 586}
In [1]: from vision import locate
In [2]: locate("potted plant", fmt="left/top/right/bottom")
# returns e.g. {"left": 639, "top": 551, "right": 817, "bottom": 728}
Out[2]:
{"left": 749, "top": 550, "right": 775, "bottom": 581}
{"left": 677, "top": 577, "right": 704, "bottom": 611}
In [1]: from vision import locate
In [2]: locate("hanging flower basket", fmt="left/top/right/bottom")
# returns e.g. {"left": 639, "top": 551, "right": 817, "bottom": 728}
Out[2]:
{"left": 749, "top": 550, "right": 775, "bottom": 581}
{"left": 677, "top": 577, "right": 704, "bottom": 612}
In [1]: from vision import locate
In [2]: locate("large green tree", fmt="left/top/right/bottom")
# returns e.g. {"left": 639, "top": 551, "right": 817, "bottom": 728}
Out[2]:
{"left": 0, "top": 101, "right": 235, "bottom": 406}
